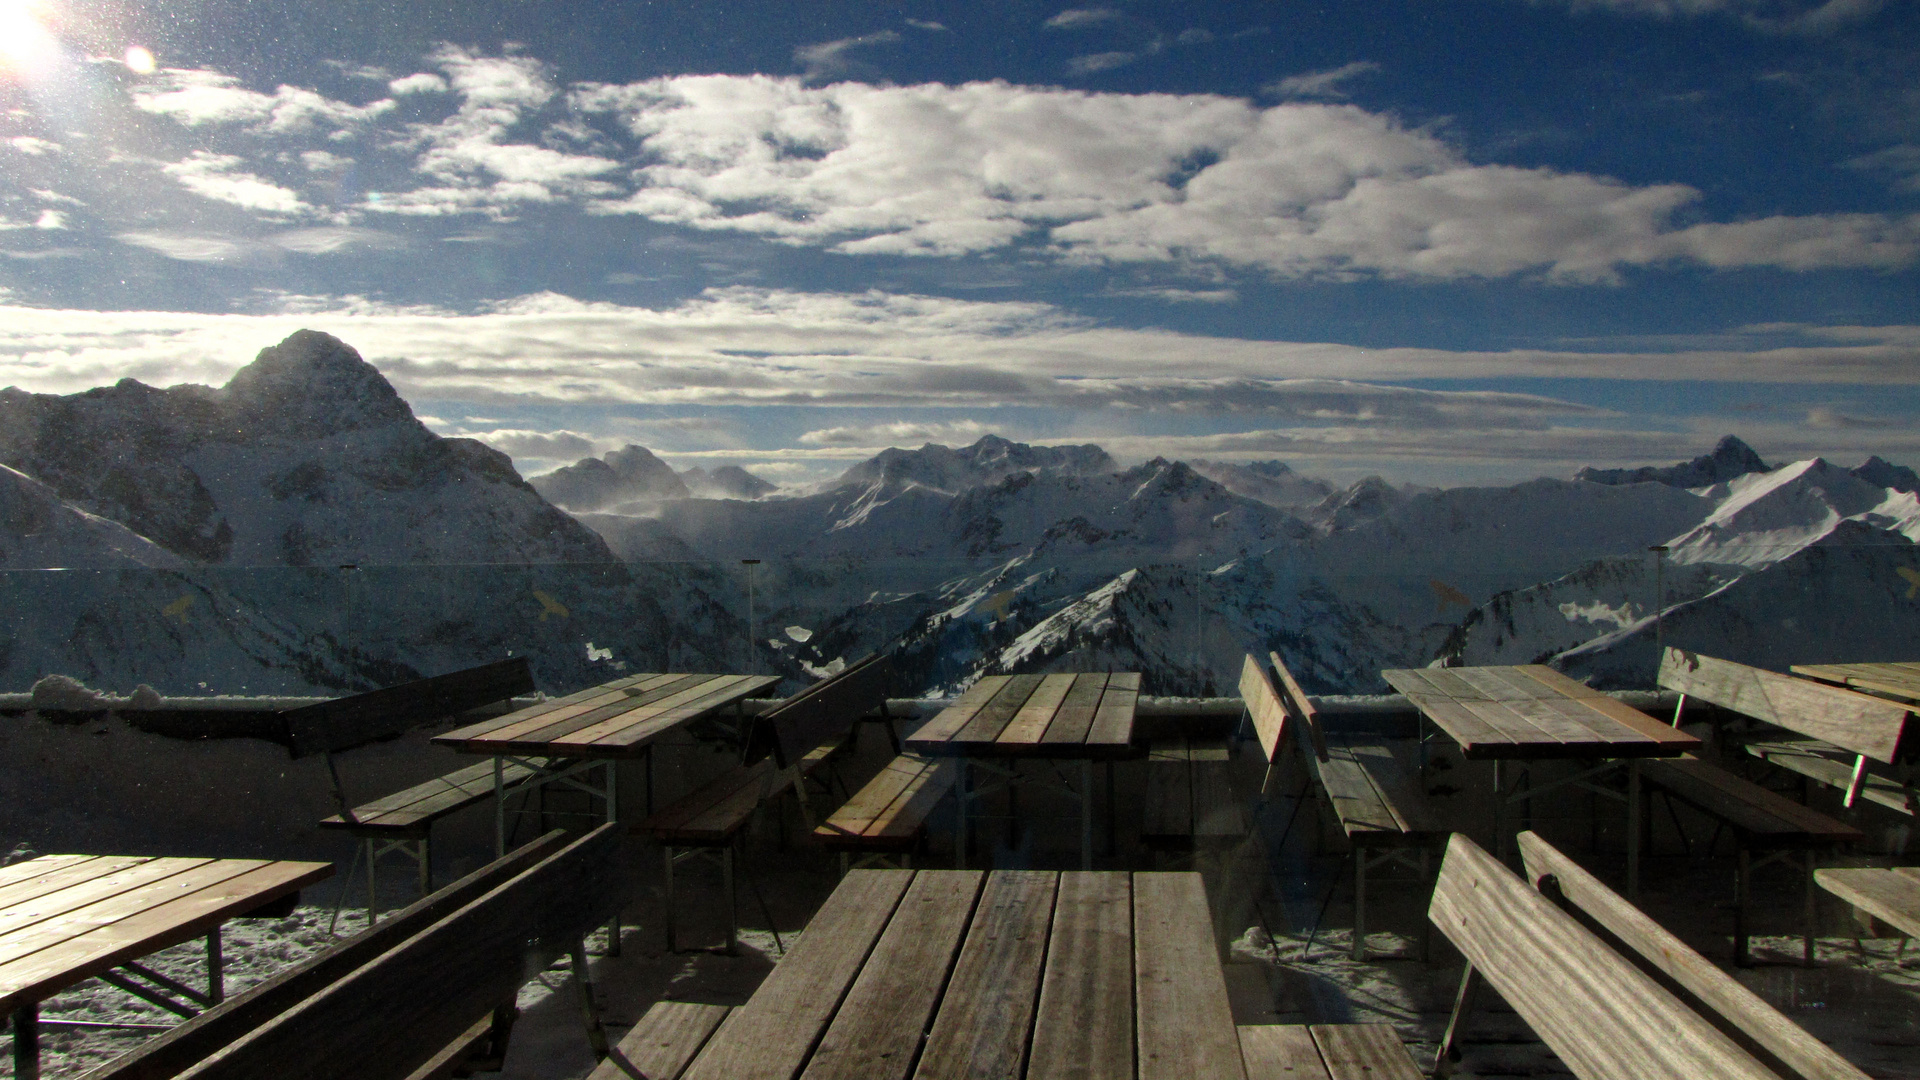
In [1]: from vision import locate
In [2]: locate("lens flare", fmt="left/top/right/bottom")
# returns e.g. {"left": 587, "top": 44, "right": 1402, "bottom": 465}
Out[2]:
{"left": 124, "top": 45, "right": 153, "bottom": 73}
{"left": 0, "top": 0, "right": 59, "bottom": 77}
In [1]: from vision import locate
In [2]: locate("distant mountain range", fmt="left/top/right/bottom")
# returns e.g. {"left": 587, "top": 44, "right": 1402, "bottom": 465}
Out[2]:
{"left": 3, "top": 329, "right": 1917, "bottom": 698}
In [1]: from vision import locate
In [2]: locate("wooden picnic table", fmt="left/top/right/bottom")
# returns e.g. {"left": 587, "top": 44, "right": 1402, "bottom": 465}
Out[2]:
{"left": 1792, "top": 662, "right": 1920, "bottom": 704}
{"left": 1380, "top": 665, "right": 1698, "bottom": 895}
{"left": 905, "top": 673, "right": 1140, "bottom": 869}
{"left": 434, "top": 672, "right": 780, "bottom": 855}
{"left": 0, "top": 853, "right": 330, "bottom": 1080}
{"left": 676, "top": 867, "right": 1244, "bottom": 1080}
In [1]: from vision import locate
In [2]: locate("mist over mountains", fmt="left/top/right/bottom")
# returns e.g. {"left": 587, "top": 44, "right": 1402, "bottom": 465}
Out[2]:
{"left": 2, "top": 330, "right": 1917, "bottom": 699}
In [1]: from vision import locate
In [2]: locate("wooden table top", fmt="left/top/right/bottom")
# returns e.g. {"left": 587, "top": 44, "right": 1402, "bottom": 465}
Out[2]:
{"left": 434, "top": 672, "right": 780, "bottom": 758}
{"left": 1380, "top": 665, "right": 1699, "bottom": 760}
{"left": 0, "top": 854, "right": 331, "bottom": 1015}
{"left": 1792, "top": 662, "right": 1920, "bottom": 704}
{"left": 905, "top": 672, "right": 1141, "bottom": 760}
{"left": 679, "top": 868, "right": 1245, "bottom": 1080}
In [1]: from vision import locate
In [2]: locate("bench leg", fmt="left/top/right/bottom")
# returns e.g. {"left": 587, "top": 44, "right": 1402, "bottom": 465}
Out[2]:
{"left": 724, "top": 846, "right": 738, "bottom": 957}
{"left": 1804, "top": 849, "right": 1817, "bottom": 968}
{"left": 12, "top": 1002, "right": 38, "bottom": 1080}
{"left": 570, "top": 938, "right": 610, "bottom": 1059}
{"left": 1433, "top": 963, "right": 1481, "bottom": 1078}
{"left": 205, "top": 929, "right": 223, "bottom": 1004}
{"left": 367, "top": 839, "right": 380, "bottom": 926}
{"left": 417, "top": 837, "right": 432, "bottom": 897}
{"left": 1627, "top": 760, "right": 1642, "bottom": 902}
{"left": 663, "top": 846, "right": 678, "bottom": 953}
{"left": 1735, "top": 847, "right": 1751, "bottom": 966}
{"left": 1081, "top": 759, "right": 1094, "bottom": 871}
{"left": 1353, "top": 851, "right": 1368, "bottom": 961}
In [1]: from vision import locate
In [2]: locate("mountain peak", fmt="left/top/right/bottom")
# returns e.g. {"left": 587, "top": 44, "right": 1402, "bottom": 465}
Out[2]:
{"left": 1851, "top": 455, "right": 1920, "bottom": 493}
{"left": 222, "top": 330, "right": 414, "bottom": 437}
{"left": 836, "top": 434, "right": 1116, "bottom": 492}
{"left": 531, "top": 444, "right": 689, "bottom": 511}
{"left": 1574, "top": 435, "right": 1771, "bottom": 489}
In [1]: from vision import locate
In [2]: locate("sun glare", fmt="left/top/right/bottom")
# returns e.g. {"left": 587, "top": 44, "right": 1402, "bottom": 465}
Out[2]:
{"left": 0, "top": 0, "right": 59, "bottom": 76}
{"left": 124, "top": 44, "right": 154, "bottom": 73}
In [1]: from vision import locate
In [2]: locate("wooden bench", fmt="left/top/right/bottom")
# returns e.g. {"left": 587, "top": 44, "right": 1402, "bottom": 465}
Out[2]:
{"left": 80, "top": 824, "right": 630, "bottom": 1080}
{"left": 813, "top": 751, "right": 958, "bottom": 873}
{"left": 638, "top": 654, "right": 893, "bottom": 951}
{"left": 297, "top": 658, "right": 541, "bottom": 919}
{"left": 1267, "top": 652, "right": 1443, "bottom": 961}
{"left": 1816, "top": 865, "right": 1920, "bottom": 962}
{"left": 1648, "top": 649, "right": 1870, "bottom": 964}
{"left": 1430, "top": 830, "right": 1872, "bottom": 1080}
{"left": 1661, "top": 647, "right": 1918, "bottom": 816}
{"left": 1140, "top": 709, "right": 1247, "bottom": 851}
{"left": 585, "top": 1001, "right": 731, "bottom": 1080}
{"left": 1239, "top": 1023, "right": 1422, "bottom": 1080}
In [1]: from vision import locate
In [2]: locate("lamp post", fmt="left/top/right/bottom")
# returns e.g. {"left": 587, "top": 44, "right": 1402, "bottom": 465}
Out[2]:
{"left": 743, "top": 559, "right": 760, "bottom": 672}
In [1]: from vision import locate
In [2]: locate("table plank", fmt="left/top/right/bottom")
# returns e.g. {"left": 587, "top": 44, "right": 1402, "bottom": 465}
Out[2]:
{"left": 1517, "top": 666, "right": 1698, "bottom": 751}
{"left": 951, "top": 675, "right": 1047, "bottom": 749}
{"left": 683, "top": 870, "right": 913, "bottom": 1080}
{"left": 0, "top": 860, "right": 329, "bottom": 1015}
{"left": 1133, "top": 872, "right": 1245, "bottom": 1080}
{"left": 0, "top": 858, "right": 218, "bottom": 946}
{"left": 1028, "top": 871, "right": 1133, "bottom": 1080}
{"left": 552, "top": 674, "right": 774, "bottom": 753}
{"left": 1237, "top": 1025, "right": 1332, "bottom": 1080}
{"left": 1085, "top": 672, "right": 1141, "bottom": 751}
{"left": 1380, "top": 669, "right": 1518, "bottom": 753}
{"left": 436, "top": 673, "right": 663, "bottom": 742}
{"left": 508, "top": 673, "right": 717, "bottom": 745}
{"left": 1039, "top": 673, "right": 1112, "bottom": 747}
{"left": 906, "top": 678, "right": 1010, "bottom": 748}
{"left": 914, "top": 871, "right": 1056, "bottom": 1080}
{"left": 996, "top": 674, "right": 1079, "bottom": 747}
{"left": 1795, "top": 663, "right": 1920, "bottom": 703}
{"left": 800, "top": 870, "right": 983, "bottom": 1080}
{"left": 0, "top": 856, "right": 152, "bottom": 911}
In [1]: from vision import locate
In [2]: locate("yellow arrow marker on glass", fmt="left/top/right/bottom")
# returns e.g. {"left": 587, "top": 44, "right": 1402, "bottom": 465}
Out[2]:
{"left": 534, "top": 590, "right": 570, "bottom": 622}
{"left": 162, "top": 595, "right": 194, "bottom": 624}
{"left": 1898, "top": 566, "right": 1920, "bottom": 599}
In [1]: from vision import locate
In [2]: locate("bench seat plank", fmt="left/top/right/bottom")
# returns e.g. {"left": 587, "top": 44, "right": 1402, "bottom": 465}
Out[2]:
{"left": 586, "top": 1001, "right": 731, "bottom": 1080}
{"left": 1310, "top": 1025, "right": 1423, "bottom": 1080}
{"left": 681, "top": 870, "right": 912, "bottom": 1080}
{"left": 1237, "top": 1025, "right": 1332, "bottom": 1080}
{"left": 1134, "top": 872, "right": 1246, "bottom": 1080}
{"left": 1816, "top": 867, "right": 1920, "bottom": 940}
{"left": 1639, "top": 754, "right": 1864, "bottom": 842}
{"left": 321, "top": 758, "right": 547, "bottom": 834}
{"left": 915, "top": 871, "right": 1056, "bottom": 1080}
{"left": 816, "top": 753, "right": 957, "bottom": 850}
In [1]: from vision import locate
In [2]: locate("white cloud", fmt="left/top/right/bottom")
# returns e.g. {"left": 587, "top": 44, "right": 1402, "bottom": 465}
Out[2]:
{"left": 1536, "top": 0, "right": 1884, "bottom": 34}
{"left": 267, "top": 227, "right": 407, "bottom": 254}
{"left": 32, "top": 210, "right": 65, "bottom": 230}
{"left": 1044, "top": 8, "right": 1126, "bottom": 30}
{"left": 29, "top": 188, "right": 84, "bottom": 206}
{"left": 7, "top": 136, "right": 59, "bottom": 155}
{"left": 800, "top": 419, "right": 991, "bottom": 446}
{"left": 461, "top": 428, "right": 603, "bottom": 459}
{"left": 132, "top": 68, "right": 393, "bottom": 134}
{"left": 794, "top": 31, "right": 901, "bottom": 82}
{"left": 162, "top": 152, "right": 311, "bottom": 215}
{"left": 113, "top": 231, "right": 250, "bottom": 262}
{"left": 1107, "top": 286, "right": 1238, "bottom": 303}
{"left": 299, "top": 150, "right": 353, "bottom": 172}
{"left": 1066, "top": 51, "right": 1138, "bottom": 75}
{"left": 570, "top": 76, "right": 1918, "bottom": 280}
{"left": 389, "top": 72, "right": 449, "bottom": 95}
{"left": 1265, "top": 61, "right": 1381, "bottom": 100}
{"left": 1845, "top": 144, "right": 1920, "bottom": 193}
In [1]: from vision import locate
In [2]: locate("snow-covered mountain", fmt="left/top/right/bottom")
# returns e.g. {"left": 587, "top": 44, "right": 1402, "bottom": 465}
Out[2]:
{"left": 0, "top": 464, "right": 187, "bottom": 570}
{"left": 681, "top": 465, "right": 777, "bottom": 500}
{"left": 1574, "top": 434, "right": 1771, "bottom": 488}
{"left": 1188, "top": 459, "right": 1334, "bottom": 510}
{"left": 834, "top": 434, "right": 1114, "bottom": 493}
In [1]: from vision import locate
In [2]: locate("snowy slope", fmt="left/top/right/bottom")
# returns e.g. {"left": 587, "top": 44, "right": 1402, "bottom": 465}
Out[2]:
{"left": 0, "top": 464, "right": 187, "bottom": 570}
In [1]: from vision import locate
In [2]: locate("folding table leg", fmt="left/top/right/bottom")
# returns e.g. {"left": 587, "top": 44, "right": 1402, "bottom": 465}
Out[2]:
{"left": 13, "top": 1002, "right": 39, "bottom": 1080}
{"left": 724, "top": 846, "right": 738, "bottom": 956}
{"left": 1353, "top": 850, "right": 1368, "bottom": 961}
{"left": 1081, "top": 759, "right": 1094, "bottom": 870}
{"left": 663, "top": 846, "right": 678, "bottom": 952}
{"left": 570, "top": 938, "right": 609, "bottom": 1059}
{"left": 206, "top": 929, "right": 223, "bottom": 1004}
{"left": 1803, "top": 849, "right": 1817, "bottom": 967}
{"left": 1627, "top": 761, "right": 1642, "bottom": 901}
{"left": 367, "top": 839, "right": 380, "bottom": 926}
{"left": 1735, "top": 847, "right": 1752, "bottom": 966}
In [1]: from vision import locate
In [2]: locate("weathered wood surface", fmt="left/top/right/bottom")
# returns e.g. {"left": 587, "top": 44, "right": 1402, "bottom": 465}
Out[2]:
{"left": 1792, "top": 662, "right": 1920, "bottom": 706}
{"left": 764, "top": 654, "right": 893, "bottom": 769}
{"left": 1237, "top": 1024, "right": 1333, "bottom": 1080}
{"left": 1272, "top": 655, "right": 1438, "bottom": 844}
{"left": 916, "top": 871, "right": 1055, "bottom": 1080}
{"left": 1638, "top": 754, "right": 1863, "bottom": 843}
{"left": 283, "top": 657, "right": 536, "bottom": 757}
{"left": 1142, "top": 739, "right": 1247, "bottom": 845}
{"left": 1027, "top": 872, "right": 1133, "bottom": 1080}
{"left": 437, "top": 671, "right": 779, "bottom": 758}
{"left": 1239, "top": 655, "right": 1294, "bottom": 766}
{"left": 682, "top": 870, "right": 911, "bottom": 1080}
{"left": 1520, "top": 832, "right": 1870, "bottom": 1080}
{"left": 1384, "top": 665, "right": 1697, "bottom": 759}
{"left": 179, "top": 823, "right": 629, "bottom": 1080}
{"left": 680, "top": 869, "right": 1238, "bottom": 1080}
{"left": 0, "top": 856, "right": 331, "bottom": 1017}
{"left": 1429, "top": 833, "right": 1780, "bottom": 1080}
{"left": 1309, "top": 1024, "right": 1424, "bottom": 1080}
{"left": 1662, "top": 649, "right": 1916, "bottom": 764}
{"left": 1815, "top": 867, "right": 1920, "bottom": 941}
{"left": 1133, "top": 872, "right": 1246, "bottom": 1080}
{"left": 320, "top": 757, "right": 548, "bottom": 834}
{"left": 586, "top": 1001, "right": 731, "bottom": 1080}
{"left": 1743, "top": 737, "right": 1917, "bottom": 817}
{"left": 815, "top": 753, "right": 958, "bottom": 851}
{"left": 906, "top": 672, "right": 1141, "bottom": 759}
{"left": 80, "top": 832, "right": 570, "bottom": 1080}
{"left": 800, "top": 871, "right": 982, "bottom": 1080}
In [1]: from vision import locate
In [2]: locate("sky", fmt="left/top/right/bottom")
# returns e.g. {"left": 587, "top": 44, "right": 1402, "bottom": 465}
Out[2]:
{"left": 0, "top": 0, "right": 1917, "bottom": 489}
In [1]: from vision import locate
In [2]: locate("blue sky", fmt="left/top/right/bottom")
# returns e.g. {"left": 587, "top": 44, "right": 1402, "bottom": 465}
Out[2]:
{"left": 0, "top": 0, "right": 1916, "bottom": 487}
